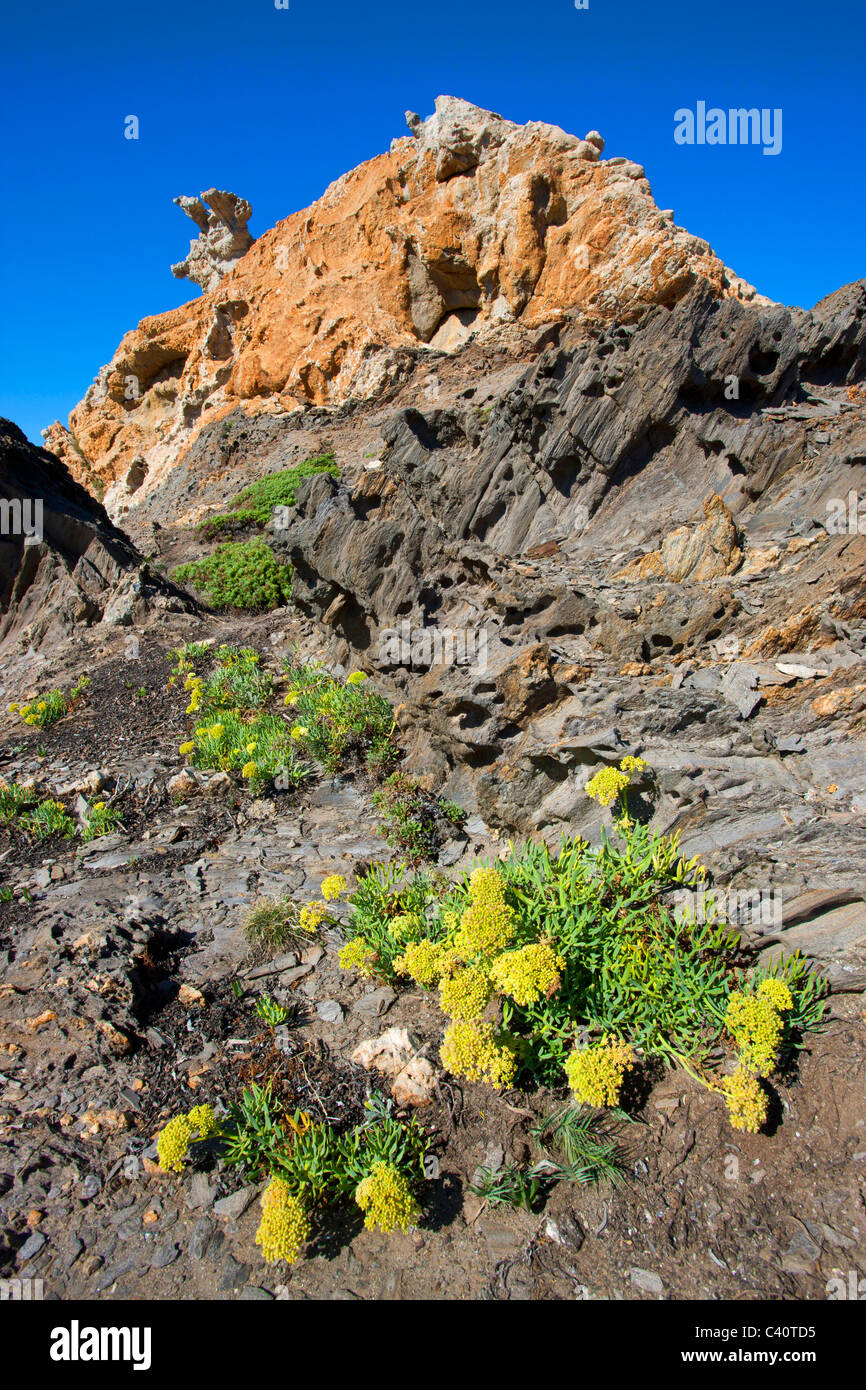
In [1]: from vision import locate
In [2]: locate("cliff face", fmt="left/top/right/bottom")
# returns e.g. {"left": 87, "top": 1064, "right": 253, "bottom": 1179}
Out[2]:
{"left": 44, "top": 96, "right": 766, "bottom": 514}
{"left": 0, "top": 420, "right": 192, "bottom": 662}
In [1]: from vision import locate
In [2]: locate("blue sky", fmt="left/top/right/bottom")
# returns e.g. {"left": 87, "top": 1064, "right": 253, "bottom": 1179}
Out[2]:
{"left": 1, "top": 0, "right": 863, "bottom": 445}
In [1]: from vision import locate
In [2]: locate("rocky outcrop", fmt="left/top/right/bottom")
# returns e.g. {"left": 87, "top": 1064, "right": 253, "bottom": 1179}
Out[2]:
{"left": 45, "top": 96, "right": 769, "bottom": 513}
{"left": 171, "top": 189, "right": 255, "bottom": 292}
{"left": 0, "top": 420, "right": 193, "bottom": 664}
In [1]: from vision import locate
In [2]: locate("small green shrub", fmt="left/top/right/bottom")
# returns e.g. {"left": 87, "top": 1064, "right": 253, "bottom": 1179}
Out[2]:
{"left": 7, "top": 676, "right": 90, "bottom": 728}
{"left": 337, "top": 861, "right": 445, "bottom": 981}
{"left": 373, "top": 771, "right": 466, "bottom": 862}
{"left": 20, "top": 799, "right": 76, "bottom": 841}
{"left": 156, "top": 1086, "right": 429, "bottom": 1264}
{"left": 81, "top": 800, "right": 124, "bottom": 842}
{"left": 282, "top": 663, "right": 398, "bottom": 774}
{"left": 179, "top": 709, "right": 309, "bottom": 793}
{"left": 0, "top": 782, "right": 37, "bottom": 824}
{"left": 243, "top": 895, "right": 311, "bottom": 955}
{"left": 198, "top": 455, "right": 339, "bottom": 537}
{"left": 174, "top": 540, "right": 293, "bottom": 612}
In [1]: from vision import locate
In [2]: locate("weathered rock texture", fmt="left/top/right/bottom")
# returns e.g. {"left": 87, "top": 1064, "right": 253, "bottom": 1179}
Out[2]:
{"left": 0, "top": 420, "right": 192, "bottom": 661}
{"left": 171, "top": 189, "right": 255, "bottom": 292}
{"left": 45, "top": 96, "right": 767, "bottom": 512}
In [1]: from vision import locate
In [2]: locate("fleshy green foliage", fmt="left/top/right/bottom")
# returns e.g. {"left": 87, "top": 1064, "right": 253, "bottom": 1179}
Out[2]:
{"left": 488, "top": 828, "right": 740, "bottom": 1078}
{"left": 8, "top": 676, "right": 90, "bottom": 729}
{"left": 243, "top": 895, "right": 310, "bottom": 955}
{"left": 281, "top": 661, "right": 398, "bottom": 774}
{"left": 182, "top": 709, "right": 309, "bottom": 792}
{"left": 197, "top": 455, "right": 339, "bottom": 537}
{"left": 199, "top": 645, "right": 274, "bottom": 711}
{"left": 372, "top": 771, "right": 466, "bottom": 862}
{"left": 254, "top": 994, "right": 290, "bottom": 1025}
{"left": 350, "top": 808, "right": 826, "bottom": 1121}
{"left": 19, "top": 798, "right": 76, "bottom": 841}
{"left": 174, "top": 540, "right": 293, "bottom": 611}
{"left": 0, "top": 782, "right": 37, "bottom": 824}
{"left": 215, "top": 1085, "right": 428, "bottom": 1259}
{"left": 172, "top": 643, "right": 309, "bottom": 795}
{"left": 168, "top": 641, "right": 213, "bottom": 670}
{"left": 81, "top": 801, "right": 124, "bottom": 843}
{"left": 341, "top": 861, "right": 445, "bottom": 980}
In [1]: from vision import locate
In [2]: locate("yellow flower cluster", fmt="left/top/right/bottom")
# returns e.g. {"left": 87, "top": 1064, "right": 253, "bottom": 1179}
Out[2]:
{"left": 255, "top": 1179, "right": 311, "bottom": 1263}
{"left": 187, "top": 1104, "right": 220, "bottom": 1140}
{"left": 156, "top": 1115, "right": 193, "bottom": 1173}
{"left": 722, "top": 1067, "right": 769, "bottom": 1133}
{"left": 284, "top": 691, "right": 299, "bottom": 706}
{"left": 585, "top": 754, "right": 648, "bottom": 808}
{"left": 440, "top": 1018, "right": 517, "bottom": 1088}
{"left": 156, "top": 1103, "right": 221, "bottom": 1172}
{"left": 290, "top": 724, "right": 308, "bottom": 741}
{"left": 241, "top": 761, "right": 258, "bottom": 778}
{"left": 346, "top": 671, "right": 367, "bottom": 686}
{"left": 354, "top": 1162, "right": 420, "bottom": 1233}
{"left": 184, "top": 672, "right": 204, "bottom": 715}
{"left": 454, "top": 867, "right": 516, "bottom": 959}
{"left": 757, "top": 977, "right": 793, "bottom": 1013}
{"left": 620, "top": 755, "right": 648, "bottom": 775}
{"left": 299, "top": 902, "right": 326, "bottom": 931}
{"left": 565, "top": 1036, "right": 635, "bottom": 1107}
{"left": 439, "top": 964, "right": 492, "bottom": 1021}
{"left": 725, "top": 990, "right": 785, "bottom": 1078}
{"left": 584, "top": 766, "right": 629, "bottom": 808}
{"left": 394, "top": 938, "right": 453, "bottom": 987}
{"left": 320, "top": 874, "right": 347, "bottom": 902}
{"left": 488, "top": 941, "right": 564, "bottom": 1007}
{"left": 179, "top": 741, "right": 196, "bottom": 756}
{"left": 338, "top": 938, "right": 378, "bottom": 976}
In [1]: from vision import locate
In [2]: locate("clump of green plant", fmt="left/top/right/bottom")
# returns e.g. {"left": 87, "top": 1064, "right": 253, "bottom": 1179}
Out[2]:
{"left": 178, "top": 709, "right": 309, "bottom": 793}
{"left": 174, "top": 540, "right": 293, "bottom": 611}
{"left": 243, "top": 895, "right": 313, "bottom": 955}
{"left": 81, "top": 800, "right": 124, "bottom": 842}
{"left": 19, "top": 798, "right": 76, "bottom": 841}
{"left": 197, "top": 455, "right": 339, "bottom": 537}
{"left": 156, "top": 1086, "right": 428, "bottom": 1265}
{"left": 530, "top": 1101, "right": 626, "bottom": 1187}
{"left": 167, "top": 640, "right": 214, "bottom": 672}
{"left": 0, "top": 781, "right": 37, "bottom": 824}
{"left": 338, "top": 756, "right": 827, "bottom": 1136}
{"left": 373, "top": 771, "right": 465, "bottom": 861}
{"left": 337, "top": 861, "right": 446, "bottom": 981}
{"left": 7, "top": 675, "right": 90, "bottom": 728}
{"left": 468, "top": 1162, "right": 557, "bottom": 1212}
{"left": 193, "top": 644, "right": 274, "bottom": 712}
{"left": 254, "top": 994, "right": 290, "bottom": 1026}
{"left": 282, "top": 662, "right": 399, "bottom": 774}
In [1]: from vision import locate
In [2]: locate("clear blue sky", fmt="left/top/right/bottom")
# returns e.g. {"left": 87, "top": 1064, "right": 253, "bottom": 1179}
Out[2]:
{"left": 1, "top": 0, "right": 863, "bottom": 445}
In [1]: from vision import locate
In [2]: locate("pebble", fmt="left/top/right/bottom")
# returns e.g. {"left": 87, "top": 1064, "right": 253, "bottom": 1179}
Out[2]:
{"left": 317, "top": 1000, "right": 344, "bottom": 1023}
{"left": 151, "top": 1240, "right": 180, "bottom": 1269}
{"left": 630, "top": 1267, "right": 664, "bottom": 1295}
{"left": 188, "top": 1218, "right": 213, "bottom": 1261}
{"left": 214, "top": 1185, "right": 260, "bottom": 1220}
{"left": 353, "top": 987, "right": 396, "bottom": 1018}
{"left": 18, "top": 1231, "right": 46, "bottom": 1262}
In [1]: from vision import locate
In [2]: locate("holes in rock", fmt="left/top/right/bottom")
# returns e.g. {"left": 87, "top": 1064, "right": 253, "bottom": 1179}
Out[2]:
{"left": 748, "top": 346, "right": 779, "bottom": 376}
